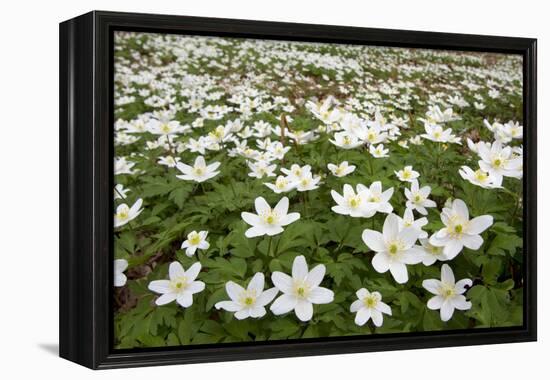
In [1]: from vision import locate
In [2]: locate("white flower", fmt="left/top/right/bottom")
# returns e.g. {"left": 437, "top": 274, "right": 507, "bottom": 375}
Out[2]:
{"left": 281, "top": 164, "right": 311, "bottom": 182}
{"left": 429, "top": 199, "right": 493, "bottom": 260}
{"left": 181, "top": 230, "right": 210, "bottom": 257}
{"left": 265, "top": 175, "right": 297, "bottom": 193}
{"left": 477, "top": 141, "right": 522, "bottom": 186}
{"left": 330, "top": 131, "right": 362, "bottom": 149}
{"left": 186, "top": 137, "right": 208, "bottom": 155}
{"left": 459, "top": 166, "right": 501, "bottom": 189}
{"left": 359, "top": 181, "right": 394, "bottom": 215}
{"left": 398, "top": 208, "right": 428, "bottom": 239}
{"left": 395, "top": 165, "right": 420, "bottom": 182}
{"left": 114, "top": 157, "right": 136, "bottom": 175}
{"left": 114, "top": 198, "right": 143, "bottom": 228}
{"left": 267, "top": 142, "right": 291, "bottom": 160}
{"left": 215, "top": 273, "right": 279, "bottom": 319}
{"left": 247, "top": 160, "right": 277, "bottom": 179}
{"left": 295, "top": 172, "right": 321, "bottom": 192}
{"left": 148, "top": 262, "right": 205, "bottom": 307}
{"left": 417, "top": 238, "right": 448, "bottom": 266}
{"left": 148, "top": 119, "right": 189, "bottom": 135}
{"left": 350, "top": 288, "right": 392, "bottom": 327}
{"left": 114, "top": 184, "right": 129, "bottom": 200}
{"left": 422, "top": 264, "right": 472, "bottom": 322}
{"left": 362, "top": 213, "right": 423, "bottom": 284}
{"left": 327, "top": 161, "right": 356, "bottom": 177}
{"left": 404, "top": 180, "right": 437, "bottom": 215}
{"left": 114, "top": 259, "right": 128, "bottom": 287}
{"left": 421, "top": 123, "right": 455, "bottom": 143}
{"left": 270, "top": 255, "right": 334, "bottom": 321}
{"left": 331, "top": 184, "right": 377, "bottom": 218}
{"left": 157, "top": 155, "right": 180, "bottom": 168}
{"left": 241, "top": 196, "right": 300, "bottom": 238}
{"left": 176, "top": 155, "right": 220, "bottom": 183}
{"left": 503, "top": 121, "right": 523, "bottom": 140}
{"left": 369, "top": 144, "right": 389, "bottom": 158}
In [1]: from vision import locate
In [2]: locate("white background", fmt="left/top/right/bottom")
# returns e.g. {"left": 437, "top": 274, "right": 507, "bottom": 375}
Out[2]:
{"left": 0, "top": 0, "right": 547, "bottom": 378}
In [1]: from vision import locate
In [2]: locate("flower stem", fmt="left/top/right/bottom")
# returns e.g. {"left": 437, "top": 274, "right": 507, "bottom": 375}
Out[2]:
{"left": 267, "top": 235, "right": 273, "bottom": 257}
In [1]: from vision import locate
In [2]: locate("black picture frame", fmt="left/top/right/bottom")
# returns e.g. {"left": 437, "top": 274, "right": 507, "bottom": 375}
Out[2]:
{"left": 59, "top": 10, "right": 537, "bottom": 369}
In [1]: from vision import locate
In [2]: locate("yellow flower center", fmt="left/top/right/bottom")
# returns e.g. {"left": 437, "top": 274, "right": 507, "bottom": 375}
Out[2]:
{"left": 364, "top": 296, "right": 378, "bottom": 308}
{"left": 389, "top": 244, "right": 398, "bottom": 255}
{"left": 440, "top": 284, "right": 456, "bottom": 299}
{"left": 434, "top": 131, "right": 441, "bottom": 139}
{"left": 348, "top": 196, "right": 361, "bottom": 209}
{"left": 170, "top": 277, "right": 188, "bottom": 292}
{"left": 474, "top": 170, "right": 488, "bottom": 181}
{"left": 262, "top": 209, "right": 279, "bottom": 225}
{"left": 414, "top": 194, "right": 422, "bottom": 203}
{"left": 161, "top": 124, "right": 171, "bottom": 133}
{"left": 244, "top": 297, "right": 254, "bottom": 305}
{"left": 193, "top": 167, "right": 204, "bottom": 176}
{"left": 189, "top": 233, "right": 201, "bottom": 245}
{"left": 454, "top": 224, "right": 463, "bottom": 234}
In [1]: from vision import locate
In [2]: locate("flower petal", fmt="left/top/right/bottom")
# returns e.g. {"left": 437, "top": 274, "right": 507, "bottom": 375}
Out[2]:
{"left": 254, "top": 197, "right": 271, "bottom": 214}
{"left": 169, "top": 262, "right": 185, "bottom": 279}
{"left": 372, "top": 252, "right": 391, "bottom": 273}
{"left": 271, "top": 272, "right": 293, "bottom": 293}
{"left": 274, "top": 196, "right": 289, "bottom": 216}
{"left": 440, "top": 264, "right": 455, "bottom": 285}
{"left": 225, "top": 281, "right": 245, "bottom": 301}
{"left": 422, "top": 279, "right": 442, "bottom": 295}
{"left": 362, "top": 229, "right": 386, "bottom": 252}
{"left": 155, "top": 293, "right": 177, "bottom": 306}
{"left": 247, "top": 272, "right": 265, "bottom": 293}
{"left": 256, "top": 287, "right": 279, "bottom": 306}
{"left": 245, "top": 226, "right": 266, "bottom": 238}
{"left": 355, "top": 308, "right": 371, "bottom": 326}
{"left": 383, "top": 213, "right": 400, "bottom": 241}
{"left": 371, "top": 310, "right": 383, "bottom": 327}
{"left": 292, "top": 255, "right": 308, "bottom": 281}
{"left": 307, "top": 287, "right": 334, "bottom": 304}
{"left": 453, "top": 199, "right": 469, "bottom": 221}
{"left": 187, "top": 281, "right": 205, "bottom": 294}
{"left": 241, "top": 212, "right": 262, "bottom": 226}
{"left": 281, "top": 212, "right": 300, "bottom": 226}
{"left": 462, "top": 234, "right": 484, "bottom": 250}
{"left": 306, "top": 264, "right": 326, "bottom": 288}
{"left": 440, "top": 300, "right": 455, "bottom": 321}
{"left": 389, "top": 262, "right": 409, "bottom": 284}
{"left": 176, "top": 293, "right": 193, "bottom": 308}
{"left": 468, "top": 215, "right": 493, "bottom": 234}
{"left": 148, "top": 280, "right": 171, "bottom": 294}
{"left": 215, "top": 300, "right": 242, "bottom": 312}
{"left": 185, "top": 262, "right": 202, "bottom": 281}
{"left": 270, "top": 294, "right": 297, "bottom": 315}
{"left": 427, "top": 295, "right": 444, "bottom": 310}
{"left": 451, "top": 295, "right": 472, "bottom": 310}
{"left": 295, "top": 300, "right": 313, "bottom": 321}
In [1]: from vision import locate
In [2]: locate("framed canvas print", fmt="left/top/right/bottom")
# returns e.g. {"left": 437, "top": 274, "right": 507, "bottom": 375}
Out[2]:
{"left": 59, "top": 11, "right": 537, "bottom": 369}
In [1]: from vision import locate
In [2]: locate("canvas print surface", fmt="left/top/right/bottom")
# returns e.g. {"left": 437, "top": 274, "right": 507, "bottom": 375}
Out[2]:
{"left": 112, "top": 31, "right": 524, "bottom": 349}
